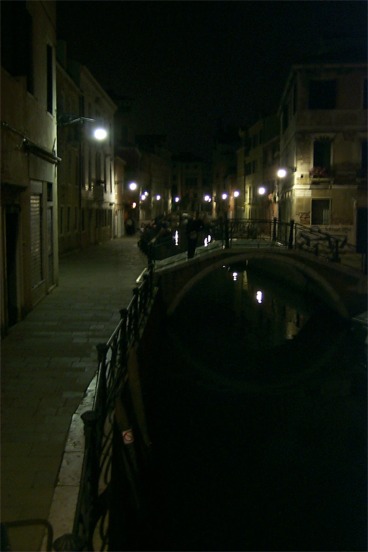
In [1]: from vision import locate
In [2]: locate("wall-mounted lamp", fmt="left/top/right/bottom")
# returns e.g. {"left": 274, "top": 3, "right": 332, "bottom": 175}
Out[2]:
{"left": 58, "top": 115, "right": 108, "bottom": 141}
{"left": 277, "top": 166, "right": 296, "bottom": 178}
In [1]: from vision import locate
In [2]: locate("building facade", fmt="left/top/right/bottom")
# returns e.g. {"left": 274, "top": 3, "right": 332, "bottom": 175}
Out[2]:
{"left": 56, "top": 44, "right": 117, "bottom": 253}
{"left": 237, "top": 115, "right": 279, "bottom": 221}
{"left": 278, "top": 58, "right": 367, "bottom": 245}
{"left": 1, "top": 0, "right": 58, "bottom": 335}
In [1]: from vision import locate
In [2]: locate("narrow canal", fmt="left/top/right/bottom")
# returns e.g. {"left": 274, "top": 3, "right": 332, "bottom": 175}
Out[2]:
{"left": 144, "top": 261, "right": 367, "bottom": 551}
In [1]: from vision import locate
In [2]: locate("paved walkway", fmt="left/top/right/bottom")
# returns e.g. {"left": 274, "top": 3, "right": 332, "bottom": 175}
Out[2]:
{"left": 1, "top": 237, "right": 147, "bottom": 551}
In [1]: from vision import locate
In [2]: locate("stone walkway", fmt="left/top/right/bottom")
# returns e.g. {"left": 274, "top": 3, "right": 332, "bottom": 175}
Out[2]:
{"left": 1, "top": 237, "right": 147, "bottom": 551}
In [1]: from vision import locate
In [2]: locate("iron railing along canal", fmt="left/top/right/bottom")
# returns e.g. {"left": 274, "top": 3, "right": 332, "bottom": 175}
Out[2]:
{"left": 53, "top": 264, "right": 155, "bottom": 551}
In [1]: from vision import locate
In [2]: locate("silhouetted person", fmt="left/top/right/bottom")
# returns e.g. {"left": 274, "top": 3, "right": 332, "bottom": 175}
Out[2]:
{"left": 186, "top": 214, "right": 203, "bottom": 259}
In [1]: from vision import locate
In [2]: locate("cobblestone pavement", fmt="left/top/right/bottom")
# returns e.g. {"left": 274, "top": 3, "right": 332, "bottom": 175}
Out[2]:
{"left": 0, "top": 237, "right": 147, "bottom": 551}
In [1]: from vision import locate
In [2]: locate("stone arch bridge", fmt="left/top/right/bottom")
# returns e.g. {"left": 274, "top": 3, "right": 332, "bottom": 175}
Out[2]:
{"left": 151, "top": 246, "right": 367, "bottom": 321}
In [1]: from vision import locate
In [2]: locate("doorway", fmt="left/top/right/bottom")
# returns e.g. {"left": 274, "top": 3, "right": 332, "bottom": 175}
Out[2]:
{"left": 5, "top": 210, "right": 19, "bottom": 327}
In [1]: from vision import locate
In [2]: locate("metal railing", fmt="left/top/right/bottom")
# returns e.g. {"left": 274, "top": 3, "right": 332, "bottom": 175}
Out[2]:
{"left": 146, "top": 217, "right": 366, "bottom": 273}
{"left": 53, "top": 264, "right": 155, "bottom": 551}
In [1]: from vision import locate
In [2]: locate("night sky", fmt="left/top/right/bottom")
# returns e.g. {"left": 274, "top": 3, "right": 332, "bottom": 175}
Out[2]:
{"left": 56, "top": 0, "right": 367, "bottom": 159}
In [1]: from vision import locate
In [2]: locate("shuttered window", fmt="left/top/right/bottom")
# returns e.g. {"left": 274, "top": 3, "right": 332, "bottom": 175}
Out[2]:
{"left": 30, "top": 194, "right": 43, "bottom": 287}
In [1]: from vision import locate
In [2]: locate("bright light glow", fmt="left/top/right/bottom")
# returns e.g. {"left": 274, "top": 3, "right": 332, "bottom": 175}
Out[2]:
{"left": 129, "top": 182, "right": 138, "bottom": 191}
{"left": 174, "top": 196, "right": 180, "bottom": 203}
{"left": 93, "top": 127, "right": 108, "bottom": 141}
{"left": 258, "top": 186, "right": 266, "bottom": 195}
{"left": 140, "top": 194, "right": 146, "bottom": 201}
{"left": 204, "top": 235, "right": 212, "bottom": 247}
{"left": 144, "top": 191, "right": 149, "bottom": 196}
{"left": 277, "top": 168, "right": 287, "bottom": 178}
{"left": 234, "top": 190, "right": 240, "bottom": 198}
{"left": 256, "top": 291, "right": 263, "bottom": 304}
{"left": 174, "top": 230, "right": 179, "bottom": 246}
{"left": 155, "top": 195, "right": 161, "bottom": 200}
{"left": 233, "top": 272, "right": 238, "bottom": 281}
{"left": 204, "top": 194, "right": 211, "bottom": 202}
{"left": 222, "top": 193, "right": 228, "bottom": 200}
{"left": 132, "top": 202, "right": 137, "bottom": 209}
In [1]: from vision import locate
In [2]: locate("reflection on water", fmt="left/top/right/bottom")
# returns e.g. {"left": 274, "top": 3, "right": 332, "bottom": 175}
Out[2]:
{"left": 145, "top": 262, "right": 367, "bottom": 551}
{"left": 170, "top": 263, "right": 328, "bottom": 380}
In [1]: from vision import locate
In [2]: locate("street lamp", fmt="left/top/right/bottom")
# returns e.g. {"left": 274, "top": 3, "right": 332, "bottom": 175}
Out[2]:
{"left": 57, "top": 114, "right": 109, "bottom": 246}
{"left": 277, "top": 166, "right": 296, "bottom": 178}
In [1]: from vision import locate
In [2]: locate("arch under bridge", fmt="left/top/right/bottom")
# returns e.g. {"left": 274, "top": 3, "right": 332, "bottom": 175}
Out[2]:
{"left": 151, "top": 241, "right": 367, "bottom": 321}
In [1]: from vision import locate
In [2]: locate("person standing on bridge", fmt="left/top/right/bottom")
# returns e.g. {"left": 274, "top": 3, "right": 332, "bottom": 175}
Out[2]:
{"left": 186, "top": 213, "right": 203, "bottom": 259}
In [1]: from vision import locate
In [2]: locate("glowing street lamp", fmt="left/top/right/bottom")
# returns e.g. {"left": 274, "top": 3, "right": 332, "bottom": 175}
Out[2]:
{"left": 93, "top": 127, "right": 108, "bottom": 141}
{"left": 128, "top": 182, "right": 138, "bottom": 191}
{"left": 258, "top": 186, "right": 267, "bottom": 195}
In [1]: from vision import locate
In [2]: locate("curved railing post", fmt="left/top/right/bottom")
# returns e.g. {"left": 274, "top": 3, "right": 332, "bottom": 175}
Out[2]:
{"left": 132, "top": 288, "right": 140, "bottom": 341}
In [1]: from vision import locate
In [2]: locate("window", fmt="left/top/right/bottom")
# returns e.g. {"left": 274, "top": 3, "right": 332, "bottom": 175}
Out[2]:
{"left": 313, "top": 140, "right": 331, "bottom": 171}
{"left": 1, "top": 2, "right": 33, "bottom": 93}
{"left": 309, "top": 80, "right": 336, "bottom": 109}
{"left": 312, "top": 199, "right": 330, "bottom": 225}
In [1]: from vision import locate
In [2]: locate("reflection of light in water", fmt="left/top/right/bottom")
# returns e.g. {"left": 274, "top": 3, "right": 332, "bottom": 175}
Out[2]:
{"left": 174, "top": 230, "right": 179, "bottom": 246}
{"left": 233, "top": 272, "right": 238, "bottom": 281}
{"left": 256, "top": 290, "right": 263, "bottom": 303}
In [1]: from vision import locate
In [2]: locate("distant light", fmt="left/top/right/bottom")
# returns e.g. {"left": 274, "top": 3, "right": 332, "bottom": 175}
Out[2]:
{"left": 140, "top": 194, "right": 146, "bottom": 201}
{"left": 132, "top": 202, "right": 137, "bottom": 209}
{"left": 233, "top": 272, "right": 238, "bottom": 281}
{"left": 204, "top": 194, "right": 211, "bottom": 202}
{"left": 156, "top": 194, "right": 161, "bottom": 200}
{"left": 129, "top": 182, "right": 138, "bottom": 191}
{"left": 256, "top": 290, "right": 263, "bottom": 303}
{"left": 234, "top": 190, "right": 240, "bottom": 198}
{"left": 277, "top": 168, "right": 287, "bottom": 178}
{"left": 93, "top": 127, "right": 107, "bottom": 141}
{"left": 222, "top": 193, "right": 228, "bottom": 200}
{"left": 258, "top": 186, "right": 266, "bottom": 195}
{"left": 174, "top": 196, "right": 180, "bottom": 203}
{"left": 174, "top": 230, "right": 179, "bottom": 246}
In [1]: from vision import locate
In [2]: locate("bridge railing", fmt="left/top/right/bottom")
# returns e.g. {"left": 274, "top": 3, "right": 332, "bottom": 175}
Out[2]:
{"left": 53, "top": 264, "right": 155, "bottom": 551}
{"left": 145, "top": 217, "right": 366, "bottom": 273}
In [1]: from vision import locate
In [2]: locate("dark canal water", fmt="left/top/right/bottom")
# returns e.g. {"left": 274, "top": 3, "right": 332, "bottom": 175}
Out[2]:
{"left": 144, "top": 262, "right": 367, "bottom": 551}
